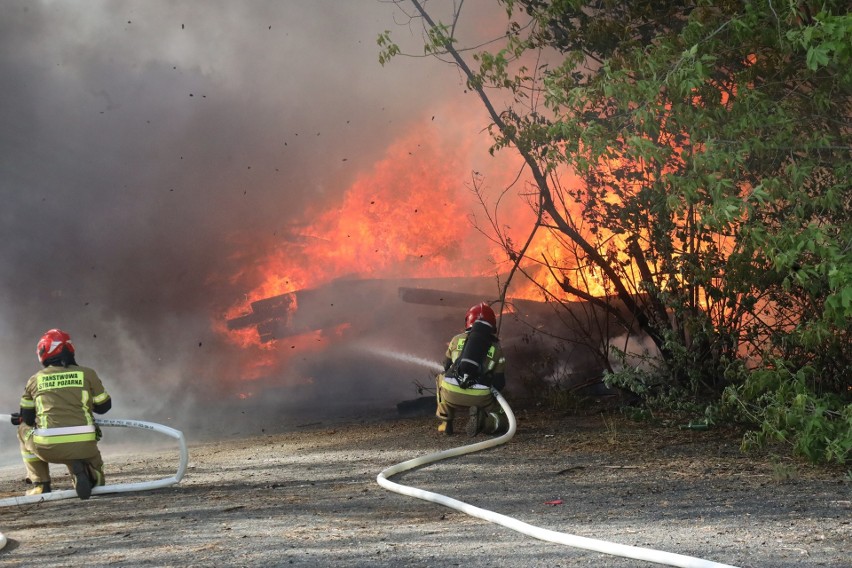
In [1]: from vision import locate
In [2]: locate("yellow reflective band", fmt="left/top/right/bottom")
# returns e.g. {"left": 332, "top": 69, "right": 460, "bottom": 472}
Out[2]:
{"left": 33, "top": 433, "right": 97, "bottom": 445}
{"left": 487, "top": 345, "right": 496, "bottom": 358}
{"left": 21, "top": 452, "right": 40, "bottom": 462}
{"left": 37, "top": 371, "right": 84, "bottom": 391}
{"left": 81, "top": 390, "right": 92, "bottom": 425}
{"left": 20, "top": 398, "right": 35, "bottom": 409}
{"left": 441, "top": 382, "right": 492, "bottom": 395}
{"left": 94, "top": 392, "right": 110, "bottom": 404}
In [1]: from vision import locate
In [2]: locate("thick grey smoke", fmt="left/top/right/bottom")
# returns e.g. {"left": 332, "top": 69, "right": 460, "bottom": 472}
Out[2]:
{"left": 0, "top": 0, "right": 487, "bottom": 453}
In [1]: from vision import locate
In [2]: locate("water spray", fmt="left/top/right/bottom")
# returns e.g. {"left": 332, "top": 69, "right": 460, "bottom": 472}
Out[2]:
{"left": 0, "top": 415, "right": 188, "bottom": 551}
{"left": 374, "top": 353, "right": 741, "bottom": 568}
{"left": 357, "top": 344, "right": 445, "bottom": 374}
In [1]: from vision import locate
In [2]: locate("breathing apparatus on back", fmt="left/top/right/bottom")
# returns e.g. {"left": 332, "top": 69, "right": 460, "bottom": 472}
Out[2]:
{"left": 451, "top": 318, "right": 496, "bottom": 388}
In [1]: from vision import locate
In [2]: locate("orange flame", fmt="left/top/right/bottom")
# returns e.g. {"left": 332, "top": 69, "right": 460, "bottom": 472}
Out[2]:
{"left": 216, "top": 106, "right": 611, "bottom": 381}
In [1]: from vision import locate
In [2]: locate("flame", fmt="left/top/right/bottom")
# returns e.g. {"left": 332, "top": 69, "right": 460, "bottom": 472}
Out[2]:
{"left": 215, "top": 104, "right": 654, "bottom": 384}
{"left": 213, "top": 111, "right": 525, "bottom": 384}
{"left": 211, "top": 58, "right": 761, "bottom": 394}
{"left": 217, "top": 110, "right": 609, "bottom": 364}
{"left": 223, "top": 124, "right": 496, "bottom": 319}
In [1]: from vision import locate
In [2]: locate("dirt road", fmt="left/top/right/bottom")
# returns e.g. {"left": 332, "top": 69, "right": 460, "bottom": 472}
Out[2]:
{"left": 0, "top": 404, "right": 849, "bottom": 567}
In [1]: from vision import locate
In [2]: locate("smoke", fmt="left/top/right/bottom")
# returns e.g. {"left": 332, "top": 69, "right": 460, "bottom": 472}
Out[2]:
{"left": 608, "top": 333, "right": 662, "bottom": 373}
{"left": 1, "top": 0, "right": 514, "bottom": 459}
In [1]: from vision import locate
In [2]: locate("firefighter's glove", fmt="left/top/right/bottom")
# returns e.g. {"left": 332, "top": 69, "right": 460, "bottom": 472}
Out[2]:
{"left": 10, "top": 412, "right": 22, "bottom": 426}
{"left": 95, "top": 425, "right": 103, "bottom": 442}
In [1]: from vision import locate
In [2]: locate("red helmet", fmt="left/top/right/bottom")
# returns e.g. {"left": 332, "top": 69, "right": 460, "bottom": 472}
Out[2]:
{"left": 37, "top": 329, "right": 75, "bottom": 364}
{"left": 464, "top": 302, "right": 497, "bottom": 329}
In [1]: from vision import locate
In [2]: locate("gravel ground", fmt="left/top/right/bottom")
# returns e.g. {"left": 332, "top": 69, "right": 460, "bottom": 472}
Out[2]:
{"left": 0, "top": 403, "right": 849, "bottom": 567}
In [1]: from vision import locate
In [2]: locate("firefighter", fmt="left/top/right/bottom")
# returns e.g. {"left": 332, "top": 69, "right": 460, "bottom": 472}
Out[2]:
{"left": 435, "top": 302, "right": 508, "bottom": 437}
{"left": 10, "top": 329, "right": 112, "bottom": 499}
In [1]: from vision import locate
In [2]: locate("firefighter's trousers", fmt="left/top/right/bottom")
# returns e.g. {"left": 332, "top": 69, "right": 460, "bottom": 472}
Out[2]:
{"left": 435, "top": 373, "right": 507, "bottom": 433}
{"left": 18, "top": 424, "right": 105, "bottom": 486}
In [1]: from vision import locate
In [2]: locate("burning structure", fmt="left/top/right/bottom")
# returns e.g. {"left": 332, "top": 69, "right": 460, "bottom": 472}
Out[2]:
{"left": 227, "top": 275, "right": 499, "bottom": 346}
{"left": 226, "top": 275, "right": 636, "bottom": 395}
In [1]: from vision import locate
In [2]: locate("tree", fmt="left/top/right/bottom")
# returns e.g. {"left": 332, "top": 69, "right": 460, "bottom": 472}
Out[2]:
{"left": 380, "top": 0, "right": 851, "bottom": 463}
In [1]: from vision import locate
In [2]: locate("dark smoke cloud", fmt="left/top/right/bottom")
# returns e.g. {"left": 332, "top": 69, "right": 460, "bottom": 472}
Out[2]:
{"left": 0, "top": 0, "right": 482, "bottom": 453}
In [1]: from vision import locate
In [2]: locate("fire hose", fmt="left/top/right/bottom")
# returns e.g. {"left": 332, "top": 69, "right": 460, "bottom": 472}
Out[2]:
{"left": 376, "top": 378, "right": 740, "bottom": 567}
{"left": 0, "top": 415, "right": 188, "bottom": 551}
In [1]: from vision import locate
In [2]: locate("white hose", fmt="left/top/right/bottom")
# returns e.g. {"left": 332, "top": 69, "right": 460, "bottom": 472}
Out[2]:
{"left": 377, "top": 389, "right": 740, "bottom": 568}
{"left": 0, "top": 415, "right": 188, "bottom": 510}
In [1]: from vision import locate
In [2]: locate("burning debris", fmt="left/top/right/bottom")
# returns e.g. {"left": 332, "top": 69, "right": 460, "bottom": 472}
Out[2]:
{"left": 225, "top": 275, "right": 639, "bottom": 395}
{"left": 226, "top": 275, "right": 501, "bottom": 345}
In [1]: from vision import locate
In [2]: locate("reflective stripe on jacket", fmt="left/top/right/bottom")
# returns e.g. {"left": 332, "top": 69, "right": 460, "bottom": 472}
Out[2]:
{"left": 21, "top": 365, "right": 110, "bottom": 444}
{"left": 32, "top": 424, "right": 98, "bottom": 445}
{"left": 440, "top": 375, "right": 492, "bottom": 395}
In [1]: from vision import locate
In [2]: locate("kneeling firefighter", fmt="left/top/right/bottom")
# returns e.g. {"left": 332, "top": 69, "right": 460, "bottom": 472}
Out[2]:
{"left": 11, "top": 329, "right": 112, "bottom": 499}
{"left": 435, "top": 302, "right": 509, "bottom": 437}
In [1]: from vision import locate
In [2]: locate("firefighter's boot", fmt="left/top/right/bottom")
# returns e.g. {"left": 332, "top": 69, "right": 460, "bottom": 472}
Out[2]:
{"left": 26, "top": 481, "right": 51, "bottom": 496}
{"left": 92, "top": 468, "right": 105, "bottom": 487}
{"left": 72, "top": 461, "right": 93, "bottom": 500}
{"left": 437, "top": 420, "right": 453, "bottom": 435}
{"left": 466, "top": 406, "right": 484, "bottom": 437}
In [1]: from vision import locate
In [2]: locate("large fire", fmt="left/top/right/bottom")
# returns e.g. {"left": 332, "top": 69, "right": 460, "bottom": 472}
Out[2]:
{"left": 213, "top": 52, "right": 759, "bottom": 390}
{"left": 214, "top": 106, "right": 601, "bottom": 384}
{"left": 223, "top": 127, "right": 493, "bottom": 317}
{"left": 208, "top": 111, "right": 500, "bottom": 381}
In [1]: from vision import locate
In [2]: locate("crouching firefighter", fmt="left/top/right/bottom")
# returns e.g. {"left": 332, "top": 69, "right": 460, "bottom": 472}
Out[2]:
{"left": 436, "top": 302, "right": 509, "bottom": 437}
{"left": 11, "top": 329, "right": 112, "bottom": 499}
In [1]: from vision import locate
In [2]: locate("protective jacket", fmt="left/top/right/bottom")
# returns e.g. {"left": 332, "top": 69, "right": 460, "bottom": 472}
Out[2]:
{"left": 20, "top": 365, "right": 111, "bottom": 445}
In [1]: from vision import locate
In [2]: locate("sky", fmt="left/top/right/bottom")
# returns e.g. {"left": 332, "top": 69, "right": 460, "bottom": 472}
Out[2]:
{"left": 0, "top": 0, "right": 523, "bottom": 445}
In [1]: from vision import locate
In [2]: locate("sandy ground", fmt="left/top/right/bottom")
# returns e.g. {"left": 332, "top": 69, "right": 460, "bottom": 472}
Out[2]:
{"left": 0, "top": 402, "right": 849, "bottom": 568}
